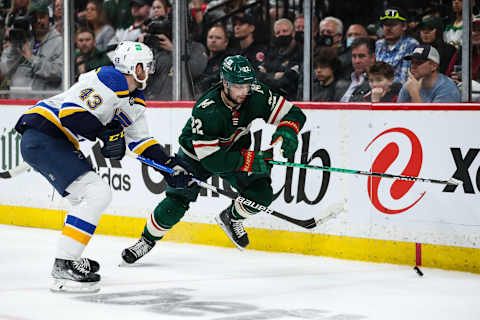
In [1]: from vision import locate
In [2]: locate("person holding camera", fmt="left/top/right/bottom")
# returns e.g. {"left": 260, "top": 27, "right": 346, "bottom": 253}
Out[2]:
{"left": 0, "top": 1, "right": 63, "bottom": 98}
{"left": 141, "top": 13, "right": 208, "bottom": 100}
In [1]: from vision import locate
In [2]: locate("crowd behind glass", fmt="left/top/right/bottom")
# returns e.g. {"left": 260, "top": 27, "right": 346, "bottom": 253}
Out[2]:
{"left": 0, "top": 0, "right": 474, "bottom": 102}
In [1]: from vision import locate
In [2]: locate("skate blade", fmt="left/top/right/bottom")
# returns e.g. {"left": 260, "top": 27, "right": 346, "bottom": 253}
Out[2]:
{"left": 214, "top": 216, "right": 245, "bottom": 251}
{"left": 50, "top": 278, "right": 100, "bottom": 293}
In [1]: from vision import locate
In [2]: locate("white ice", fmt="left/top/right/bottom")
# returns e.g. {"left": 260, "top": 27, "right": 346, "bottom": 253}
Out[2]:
{"left": 1, "top": 224, "right": 479, "bottom": 320}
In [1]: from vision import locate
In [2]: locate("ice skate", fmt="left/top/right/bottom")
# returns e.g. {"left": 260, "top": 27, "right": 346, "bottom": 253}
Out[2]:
{"left": 121, "top": 235, "right": 156, "bottom": 264}
{"left": 215, "top": 206, "right": 249, "bottom": 250}
{"left": 50, "top": 258, "right": 100, "bottom": 293}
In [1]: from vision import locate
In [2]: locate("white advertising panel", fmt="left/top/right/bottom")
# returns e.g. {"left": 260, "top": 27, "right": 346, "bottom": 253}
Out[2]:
{"left": 0, "top": 104, "right": 478, "bottom": 248}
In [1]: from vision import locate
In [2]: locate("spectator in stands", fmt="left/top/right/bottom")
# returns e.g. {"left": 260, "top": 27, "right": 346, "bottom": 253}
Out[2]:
{"left": 230, "top": 13, "right": 266, "bottom": 69}
{"left": 341, "top": 37, "right": 376, "bottom": 102}
{"left": 52, "top": 0, "right": 63, "bottom": 34}
{"left": 294, "top": 14, "right": 321, "bottom": 51}
{"left": 197, "top": 23, "right": 231, "bottom": 94}
{"left": 310, "top": 47, "right": 349, "bottom": 101}
{"left": 398, "top": 44, "right": 461, "bottom": 102}
{"left": 85, "top": 1, "right": 115, "bottom": 52}
{"left": 103, "top": 0, "right": 133, "bottom": 30}
{"left": 74, "top": 27, "right": 112, "bottom": 79}
{"left": 375, "top": 6, "right": 419, "bottom": 84}
{"left": 0, "top": 1, "right": 63, "bottom": 98}
{"left": 340, "top": 24, "right": 368, "bottom": 79}
{"left": 142, "top": 15, "right": 208, "bottom": 100}
{"left": 363, "top": 61, "right": 402, "bottom": 102}
{"left": 417, "top": 15, "right": 456, "bottom": 74}
{"left": 319, "top": 16, "right": 344, "bottom": 50}
{"left": 110, "top": 0, "right": 151, "bottom": 44}
{"left": 345, "top": 24, "right": 368, "bottom": 49}
{"left": 257, "top": 18, "right": 301, "bottom": 100}
{"left": 446, "top": 14, "right": 480, "bottom": 84}
{"left": 444, "top": 0, "right": 463, "bottom": 48}
{"left": 151, "top": 0, "right": 169, "bottom": 20}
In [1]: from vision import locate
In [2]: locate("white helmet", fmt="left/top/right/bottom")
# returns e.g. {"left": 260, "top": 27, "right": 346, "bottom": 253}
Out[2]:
{"left": 113, "top": 41, "right": 155, "bottom": 90}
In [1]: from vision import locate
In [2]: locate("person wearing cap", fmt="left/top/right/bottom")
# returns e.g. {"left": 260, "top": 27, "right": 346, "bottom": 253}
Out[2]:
{"left": 397, "top": 44, "right": 460, "bottom": 103}
{"left": 230, "top": 13, "right": 266, "bottom": 70}
{"left": 418, "top": 15, "right": 456, "bottom": 74}
{"left": 0, "top": 0, "right": 63, "bottom": 99}
{"left": 375, "top": 7, "right": 419, "bottom": 84}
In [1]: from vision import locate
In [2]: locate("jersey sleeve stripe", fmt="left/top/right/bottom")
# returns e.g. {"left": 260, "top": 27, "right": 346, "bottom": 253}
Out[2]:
{"left": 192, "top": 139, "right": 220, "bottom": 160}
{"left": 268, "top": 98, "right": 294, "bottom": 125}
{"left": 25, "top": 106, "right": 80, "bottom": 149}
{"left": 116, "top": 90, "right": 129, "bottom": 98}
{"left": 132, "top": 138, "right": 159, "bottom": 155}
{"left": 59, "top": 107, "right": 87, "bottom": 119}
{"left": 134, "top": 97, "right": 146, "bottom": 106}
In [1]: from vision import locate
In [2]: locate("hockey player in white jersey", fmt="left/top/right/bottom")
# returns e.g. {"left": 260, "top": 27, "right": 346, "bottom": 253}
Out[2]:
{"left": 14, "top": 41, "right": 192, "bottom": 293}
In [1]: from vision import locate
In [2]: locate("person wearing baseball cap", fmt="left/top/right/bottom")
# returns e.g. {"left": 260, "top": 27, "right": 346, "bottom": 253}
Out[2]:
{"left": 397, "top": 44, "right": 460, "bottom": 102}
{"left": 417, "top": 15, "right": 456, "bottom": 74}
{"left": 375, "top": 7, "right": 419, "bottom": 84}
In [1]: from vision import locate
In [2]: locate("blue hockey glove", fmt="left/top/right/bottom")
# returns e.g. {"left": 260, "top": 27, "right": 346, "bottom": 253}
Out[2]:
{"left": 98, "top": 120, "right": 126, "bottom": 160}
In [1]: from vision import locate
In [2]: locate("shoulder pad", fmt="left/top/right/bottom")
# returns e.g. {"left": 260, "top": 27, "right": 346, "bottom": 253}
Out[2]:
{"left": 96, "top": 66, "right": 130, "bottom": 98}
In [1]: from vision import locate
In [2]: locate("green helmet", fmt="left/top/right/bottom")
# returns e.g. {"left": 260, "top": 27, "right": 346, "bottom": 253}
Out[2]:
{"left": 220, "top": 55, "right": 256, "bottom": 85}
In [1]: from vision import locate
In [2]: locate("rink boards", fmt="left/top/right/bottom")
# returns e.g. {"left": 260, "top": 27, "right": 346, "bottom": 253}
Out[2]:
{"left": 0, "top": 101, "right": 479, "bottom": 273}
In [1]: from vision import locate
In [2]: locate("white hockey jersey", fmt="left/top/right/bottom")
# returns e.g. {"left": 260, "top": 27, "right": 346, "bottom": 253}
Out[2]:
{"left": 15, "top": 66, "right": 161, "bottom": 157}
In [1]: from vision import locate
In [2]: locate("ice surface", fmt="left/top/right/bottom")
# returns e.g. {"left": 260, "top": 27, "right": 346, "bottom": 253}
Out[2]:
{"left": 1, "top": 224, "right": 479, "bottom": 320}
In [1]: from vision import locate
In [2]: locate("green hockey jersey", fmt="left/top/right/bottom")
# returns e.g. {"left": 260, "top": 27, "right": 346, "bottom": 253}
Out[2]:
{"left": 179, "top": 82, "right": 306, "bottom": 174}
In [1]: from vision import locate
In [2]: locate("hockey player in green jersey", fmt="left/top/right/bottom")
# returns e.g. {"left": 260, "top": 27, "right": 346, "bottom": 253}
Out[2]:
{"left": 121, "top": 55, "right": 306, "bottom": 263}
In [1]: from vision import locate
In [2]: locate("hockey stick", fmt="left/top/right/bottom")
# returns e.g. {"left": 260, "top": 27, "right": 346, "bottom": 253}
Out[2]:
{"left": 128, "top": 153, "right": 342, "bottom": 229}
{"left": 270, "top": 160, "right": 462, "bottom": 186}
{"left": 0, "top": 162, "right": 31, "bottom": 179}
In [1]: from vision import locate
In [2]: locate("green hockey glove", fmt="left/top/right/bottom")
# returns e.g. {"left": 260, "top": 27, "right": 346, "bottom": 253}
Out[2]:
{"left": 237, "top": 149, "right": 273, "bottom": 174}
{"left": 271, "top": 121, "right": 300, "bottom": 159}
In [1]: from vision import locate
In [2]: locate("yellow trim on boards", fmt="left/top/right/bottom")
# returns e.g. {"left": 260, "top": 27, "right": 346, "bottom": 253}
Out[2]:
{"left": 0, "top": 204, "right": 478, "bottom": 274}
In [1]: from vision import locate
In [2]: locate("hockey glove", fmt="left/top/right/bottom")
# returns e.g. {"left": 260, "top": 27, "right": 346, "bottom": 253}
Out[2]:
{"left": 237, "top": 149, "right": 273, "bottom": 174}
{"left": 161, "top": 156, "right": 193, "bottom": 189}
{"left": 271, "top": 121, "right": 300, "bottom": 159}
{"left": 97, "top": 120, "right": 126, "bottom": 160}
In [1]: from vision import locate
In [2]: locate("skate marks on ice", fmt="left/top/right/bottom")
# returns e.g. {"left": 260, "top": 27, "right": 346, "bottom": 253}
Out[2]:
{"left": 75, "top": 288, "right": 367, "bottom": 319}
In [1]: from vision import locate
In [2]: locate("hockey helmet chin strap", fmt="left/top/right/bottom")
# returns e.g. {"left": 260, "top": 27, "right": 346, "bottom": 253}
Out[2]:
{"left": 134, "top": 72, "right": 149, "bottom": 90}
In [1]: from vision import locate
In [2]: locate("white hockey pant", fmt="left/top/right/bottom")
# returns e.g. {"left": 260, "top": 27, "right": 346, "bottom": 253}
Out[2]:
{"left": 55, "top": 171, "right": 112, "bottom": 260}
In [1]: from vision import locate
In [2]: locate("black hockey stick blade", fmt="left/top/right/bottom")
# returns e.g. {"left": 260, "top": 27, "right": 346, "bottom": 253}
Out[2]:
{"left": 0, "top": 162, "right": 30, "bottom": 179}
{"left": 0, "top": 171, "right": 11, "bottom": 179}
